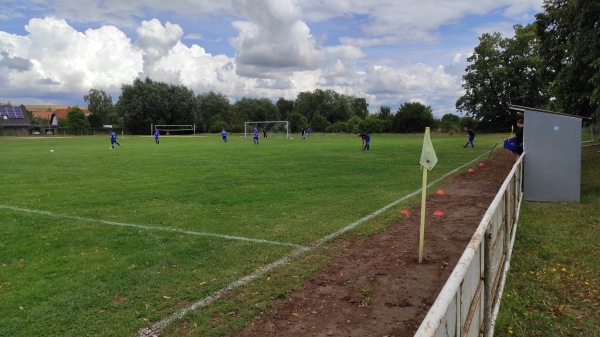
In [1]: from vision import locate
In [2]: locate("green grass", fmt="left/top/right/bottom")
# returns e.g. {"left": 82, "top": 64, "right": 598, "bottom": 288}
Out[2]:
{"left": 0, "top": 132, "right": 501, "bottom": 336}
{"left": 495, "top": 145, "right": 600, "bottom": 337}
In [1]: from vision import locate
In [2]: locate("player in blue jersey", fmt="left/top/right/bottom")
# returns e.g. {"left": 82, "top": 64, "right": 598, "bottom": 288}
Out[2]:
{"left": 358, "top": 132, "right": 370, "bottom": 150}
{"left": 110, "top": 130, "right": 122, "bottom": 149}
{"left": 154, "top": 129, "right": 160, "bottom": 144}
{"left": 307, "top": 127, "right": 312, "bottom": 137}
{"left": 463, "top": 127, "right": 475, "bottom": 148}
{"left": 253, "top": 128, "right": 259, "bottom": 144}
{"left": 221, "top": 129, "right": 228, "bottom": 143}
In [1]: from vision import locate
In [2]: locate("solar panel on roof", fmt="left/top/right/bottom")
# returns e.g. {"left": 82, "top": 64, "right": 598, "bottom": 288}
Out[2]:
{"left": 0, "top": 106, "right": 24, "bottom": 118}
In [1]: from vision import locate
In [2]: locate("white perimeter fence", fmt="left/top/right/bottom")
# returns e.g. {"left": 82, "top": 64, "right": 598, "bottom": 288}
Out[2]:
{"left": 414, "top": 154, "right": 525, "bottom": 337}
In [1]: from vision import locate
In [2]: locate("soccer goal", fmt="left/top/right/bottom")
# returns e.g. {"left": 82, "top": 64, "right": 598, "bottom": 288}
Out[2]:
{"left": 152, "top": 124, "right": 196, "bottom": 135}
{"left": 244, "top": 121, "right": 290, "bottom": 139}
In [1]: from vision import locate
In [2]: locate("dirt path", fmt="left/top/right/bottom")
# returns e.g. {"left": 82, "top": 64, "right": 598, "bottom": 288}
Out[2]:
{"left": 227, "top": 149, "right": 517, "bottom": 337}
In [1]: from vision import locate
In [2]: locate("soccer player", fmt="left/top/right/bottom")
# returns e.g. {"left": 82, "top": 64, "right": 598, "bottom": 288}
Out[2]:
{"left": 307, "top": 127, "right": 312, "bottom": 137}
{"left": 301, "top": 128, "right": 306, "bottom": 140}
{"left": 358, "top": 132, "right": 370, "bottom": 150}
{"left": 463, "top": 127, "right": 475, "bottom": 148}
{"left": 154, "top": 129, "right": 160, "bottom": 144}
{"left": 221, "top": 129, "right": 228, "bottom": 143}
{"left": 253, "top": 128, "right": 259, "bottom": 144}
{"left": 110, "top": 130, "right": 122, "bottom": 150}
{"left": 263, "top": 128, "right": 267, "bottom": 138}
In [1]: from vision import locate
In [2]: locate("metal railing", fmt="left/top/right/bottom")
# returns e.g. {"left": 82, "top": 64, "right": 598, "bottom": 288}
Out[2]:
{"left": 414, "top": 154, "right": 524, "bottom": 337}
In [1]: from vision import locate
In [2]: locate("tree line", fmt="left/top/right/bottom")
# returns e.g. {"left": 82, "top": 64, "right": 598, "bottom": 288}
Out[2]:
{"left": 75, "top": 77, "right": 474, "bottom": 135}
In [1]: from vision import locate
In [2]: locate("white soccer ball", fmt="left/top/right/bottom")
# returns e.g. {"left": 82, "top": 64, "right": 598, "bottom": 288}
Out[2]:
{"left": 50, "top": 149, "right": 54, "bottom": 153}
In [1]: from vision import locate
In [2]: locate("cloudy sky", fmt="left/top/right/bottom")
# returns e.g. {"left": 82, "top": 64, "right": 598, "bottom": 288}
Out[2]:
{"left": 0, "top": 0, "right": 542, "bottom": 117}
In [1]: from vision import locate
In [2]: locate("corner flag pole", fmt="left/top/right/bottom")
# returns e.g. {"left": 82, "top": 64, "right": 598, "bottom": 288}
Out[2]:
{"left": 419, "top": 163, "right": 427, "bottom": 263}
{"left": 419, "top": 127, "right": 438, "bottom": 263}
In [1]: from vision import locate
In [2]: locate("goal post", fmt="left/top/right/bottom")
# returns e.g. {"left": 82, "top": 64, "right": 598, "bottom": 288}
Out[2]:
{"left": 244, "top": 121, "right": 290, "bottom": 139}
{"left": 151, "top": 124, "right": 196, "bottom": 135}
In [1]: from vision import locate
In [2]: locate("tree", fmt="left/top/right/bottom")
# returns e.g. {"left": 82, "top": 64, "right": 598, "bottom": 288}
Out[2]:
{"left": 439, "top": 113, "right": 461, "bottom": 133}
{"left": 359, "top": 116, "right": 386, "bottom": 134}
{"left": 288, "top": 112, "right": 307, "bottom": 132}
{"left": 374, "top": 105, "right": 394, "bottom": 132}
{"left": 457, "top": 24, "right": 547, "bottom": 131}
{"left": 195, "top": 92, "right": 231, "bottom": 132}
{"left": 309, "top": 114, "right": 331, "bottom": 132}
{"left": 349, "top": 96, "right": 369, "bottom": 119}
{"left": 276, "top": 97, "right": 295, "bottom": 121}
{"left": 536, "top": 0, "right": 600, "bottom": 117}
{"left": 392, "top": 102, "right": 436, "bottom": 133}
{"left": 232, "top": 97, "right": 279, "bottom": 124}
{"left": 116, "top": 78, "right": 195, "bottom": 134}
{"left": 66, "top": 106, "right": 90, "bottom": 135}
{"left": 84, "top": 88, "right": 114, "bottom": 127}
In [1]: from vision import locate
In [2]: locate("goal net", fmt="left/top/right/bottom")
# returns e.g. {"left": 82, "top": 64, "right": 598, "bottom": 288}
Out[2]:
{"left": 244, "top": 121, "right": 289, "bottom": 139}
{"left": 152, "top": 124, "right": 196, "bottom": 135}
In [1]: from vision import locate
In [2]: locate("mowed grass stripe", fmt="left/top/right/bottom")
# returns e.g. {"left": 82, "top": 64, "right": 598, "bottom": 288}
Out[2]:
{"left": 0, "top": 133, "right": 501, "bottom": 336}
{"left": 0, "top": 204, "right": 305, "bottom": 248}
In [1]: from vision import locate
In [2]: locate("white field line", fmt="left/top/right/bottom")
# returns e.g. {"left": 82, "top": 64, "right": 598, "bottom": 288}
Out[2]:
{"left": 136, "top": 153, "right": 487, "bottom": 337}
{"left": 0, "top": 205, "right": 304, "bottom": 249}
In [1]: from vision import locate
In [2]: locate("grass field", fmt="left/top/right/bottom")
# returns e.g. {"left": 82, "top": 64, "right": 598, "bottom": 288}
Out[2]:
{"left": 494, "top": 145, "right": 600, "bottom": 337}
{"left": 0, "top": 132, "right": 503, "bottom": 336}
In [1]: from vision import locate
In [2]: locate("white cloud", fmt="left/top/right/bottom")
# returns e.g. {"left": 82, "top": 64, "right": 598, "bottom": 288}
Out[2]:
{"left": 0, "top": 17, "right": 142, "bottom": 101}
{"left": 230, "top": 0, "right": 323, "bottom": 78}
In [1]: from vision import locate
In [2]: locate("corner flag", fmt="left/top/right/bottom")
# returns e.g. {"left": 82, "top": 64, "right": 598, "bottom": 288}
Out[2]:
{"left": 418, "top": 127, "right": 437, "bottom": 263}
{"left": 420, "top": 127, "right": 437, "bottom": 170}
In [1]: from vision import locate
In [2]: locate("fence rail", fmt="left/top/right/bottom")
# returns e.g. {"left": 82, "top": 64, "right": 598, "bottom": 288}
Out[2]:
{"left": 414, "top": 154, "right": 524, "bottom": 337}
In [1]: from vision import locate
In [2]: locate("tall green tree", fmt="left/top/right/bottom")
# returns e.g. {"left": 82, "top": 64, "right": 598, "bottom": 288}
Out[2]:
{"left": 116, "top": 78, "right": 195, "bottom": 134}
{"left": 457, "top": 24, "right": 547, "bottom": 131}
{"left": 348, "top": 96, "right": 369, "bottom": 119}
{"left": 66, "top": 106, "right": 90, "bottom": 135}
{"left": 374, "top": 105, "right": 394, "bottom": 132}
{"left": 275, "top": 97, "right": 295, "bottom": 121}
{"left": 195, "top": 92, "right": 231, "bottom": 132}
{"left": 83, "top": 88, "right": 114, "bottom": 127}
{"left": 536, "top": 0, "right": 600, "bottom": 117}
{"left": 232, "top": 97, "right": 279, "bottom": 125}
{"left": 392, "top": 102, "right": 435, "bottom": 133}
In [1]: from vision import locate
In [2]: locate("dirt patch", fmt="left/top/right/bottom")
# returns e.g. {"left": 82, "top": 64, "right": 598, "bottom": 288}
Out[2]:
{"left": 228, "top": 149, "right": 517, "bottom": 337}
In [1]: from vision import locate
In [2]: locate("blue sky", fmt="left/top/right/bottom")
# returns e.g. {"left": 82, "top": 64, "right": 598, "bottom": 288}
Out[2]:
{"left": 0, "top": 0, "right": 543, "bottom": 117}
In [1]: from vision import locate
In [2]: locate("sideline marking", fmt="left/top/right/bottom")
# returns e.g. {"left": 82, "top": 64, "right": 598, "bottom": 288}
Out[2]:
{"left": 136, "top": 153, "right": 488, "bottom": 337}
{"left": 0, "top": 205, "right": 304, "bottom": 249}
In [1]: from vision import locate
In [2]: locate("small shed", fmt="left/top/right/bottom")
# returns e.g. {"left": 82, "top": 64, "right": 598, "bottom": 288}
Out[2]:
{"left": 509, "top": 105, "right": 583, "bottom": 202}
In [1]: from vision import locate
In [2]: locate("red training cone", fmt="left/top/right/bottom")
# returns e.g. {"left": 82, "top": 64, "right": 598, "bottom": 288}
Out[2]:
{"left": 468, "top": 168, "right": 475, "bottom": 173}
{"left": 436, "top": 189, "right": 446, "bottom": 195}
{"left": 433, "top": 210, "right": 445, "bottom": 216}
{"left": 479, "top": 162, "right": 485, "bottom": 167}
{"left": 400, "top": 209, "right": 411, "bottom": 215}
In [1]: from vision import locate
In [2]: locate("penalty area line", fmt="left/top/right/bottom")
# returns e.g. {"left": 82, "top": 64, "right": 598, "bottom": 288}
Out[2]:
{"left": 135, "top": 153, "right": 488, "bottom": 337}
{"left": 0, "top": 205, "right": 304, "bottom": 249}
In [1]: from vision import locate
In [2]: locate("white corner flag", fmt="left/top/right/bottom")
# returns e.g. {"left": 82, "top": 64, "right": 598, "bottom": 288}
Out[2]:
{"left": 420, "top": 127, "right": 437, "bottom": 170}
{"left": 418, "top": 127, "right": 437, "bottom": 263}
